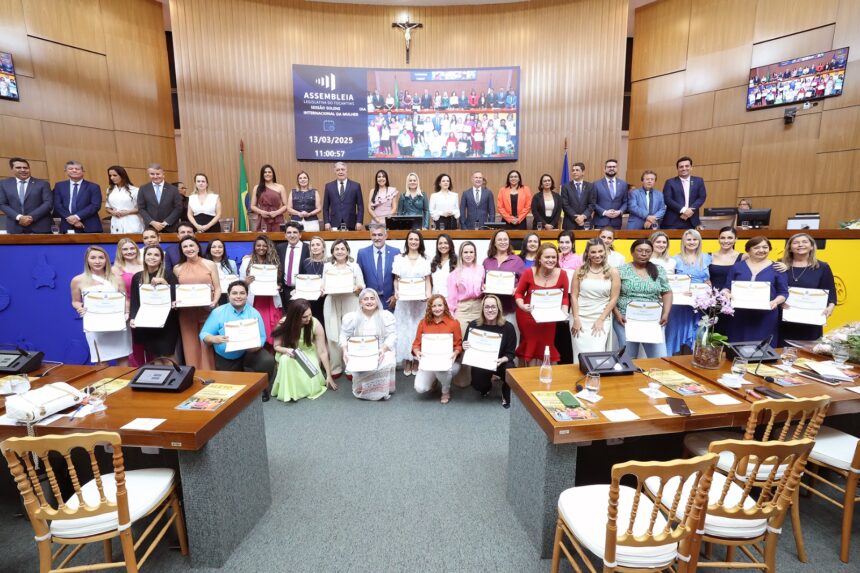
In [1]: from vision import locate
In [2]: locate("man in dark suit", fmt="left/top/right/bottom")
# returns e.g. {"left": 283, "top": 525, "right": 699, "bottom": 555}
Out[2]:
{"left": 137, "top": 163, "right": 183, "bottom": 233}
{"left": 459, "top": 171, "right": 496, "bottom": 230}
{"left": 662, "top": 156, "right": 707, "bottom": 230}
{"left": 591, "top": 159, "right": 628, "bottom": 229}
{"left": 275, "top": 221, "right": 310, "bottom": 309}
{"left": 52, "top": 161, "right": 103, "bottom": 233}
{"left": 559, "top": 162, "right": 595, "bottom": 229}
{"left": 356, "top": 223, "right": 399, "bottom": 311}
{"left": 0, "top": 157, "right": 53, "bottom": 234}
{"left": 322, "top": 162, "right": 364, "bottom": 231}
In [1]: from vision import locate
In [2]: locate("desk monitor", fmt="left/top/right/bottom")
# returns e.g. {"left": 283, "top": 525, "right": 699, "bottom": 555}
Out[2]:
{"left": 577, "top": 351, "right": 638, "bottom": 377}
{"left": 385, "top": 215, "right": 422, "bottom": 230}
{"left": 737, "top": 208, "right": 771, "bottom": 229}
{"left": 786, "top": 217, "right": 820, "bottom": 230}
{"left": 704, "top": 207, "right": 738, "bottom": 217}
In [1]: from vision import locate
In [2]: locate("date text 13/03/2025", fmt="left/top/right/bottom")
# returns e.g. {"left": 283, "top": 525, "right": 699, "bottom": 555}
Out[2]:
{"left": 308, "top": 136, "right": 354, "bottom": 145}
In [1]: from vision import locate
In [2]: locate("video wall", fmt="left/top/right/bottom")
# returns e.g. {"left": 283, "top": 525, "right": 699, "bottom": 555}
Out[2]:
{"left": 292, "top": 65, "right": 520, "bottom": 162}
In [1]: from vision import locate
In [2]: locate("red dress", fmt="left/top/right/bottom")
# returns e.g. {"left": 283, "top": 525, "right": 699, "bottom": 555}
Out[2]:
{"left": 514, "top": 268, "right": 570, "bottom": 361}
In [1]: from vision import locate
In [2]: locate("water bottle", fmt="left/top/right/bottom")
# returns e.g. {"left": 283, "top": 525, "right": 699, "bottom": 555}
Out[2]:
{"left": 539, "top": 345, "right": 552, "bottom": 387}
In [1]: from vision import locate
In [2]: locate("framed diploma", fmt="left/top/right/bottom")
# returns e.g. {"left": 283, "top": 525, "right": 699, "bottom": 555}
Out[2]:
{"left": 418, "top": 333, "right": 454, "bottom": 372}
{"left": 324, "top": 268, "right": 355, "bottom": 295}
{"left": 462, "top": 329, "right": 503, "bottom": 371}
{"left": 398, "top": 277, "right": 426, "bottom": 301}
{"left": 531, "top": 288, "right": 567, "bottom": 323}
{"left": 624, "top": 300, "right": 664, "bottom": 343}
{"left": 134, "top": 284, "right": 171, "bottom": 328}
{"left": 731, "top": 281, "right": 771, "bottom": 310}
{"left": 294, "top": 275, "right": 322, "bottom": 301}
{"left": 346, "top": 336, "right": 379, "bottom": 372}
{"left": 782, "top": 287, "right": 829, "bottom": 326}
{"left": 248, "top": 264, "right": 279, "bottom": 296}
{"left": 224, "top": 319, "right": 262, "bottom": 352}
{"left": 83, "top": 291, "right": 126, "bottom": 333}
{"left": 175, "top": 284, "right": 211, "bottom": 307}
{"left": 484, "top": 271, "right": 516, "bottom": 295}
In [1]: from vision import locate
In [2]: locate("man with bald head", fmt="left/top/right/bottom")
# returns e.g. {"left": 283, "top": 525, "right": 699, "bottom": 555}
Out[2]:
{"left": 322, "top": 162, "right": 364, "bottom": 231}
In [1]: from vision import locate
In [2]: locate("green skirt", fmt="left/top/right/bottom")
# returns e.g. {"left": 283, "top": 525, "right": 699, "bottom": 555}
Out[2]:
{"left": 272, "top": 347, "right": 326, "bottom": 402}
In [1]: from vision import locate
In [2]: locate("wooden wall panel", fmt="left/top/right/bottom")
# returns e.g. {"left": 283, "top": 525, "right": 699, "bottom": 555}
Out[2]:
{"left": 629, "top": 72, "right": 685, "bottom": 139}
{"left": 814, "top": 151, "right": 854, "bottom": 194}
{"left": 818, "top": 107, "right": 860, "bottom": 153}
{"left": 753, "top": 0, "right": 838, "bottom": 44}
{"left": 171, "top": 0, "right": 627, "bottom": 220}
{"left": 702, "top": 179, "right": 738, "bottom": 207}
{"left": 685, "top": 0, "right": 756, "bottom": 96}
{"left": 0, "top": 115, "right": 44, "bottom": 159}
{"left": 115, "top": 132, "right": 178, "bottom": 172}
{"left": 631, "top": 0, "right": 691, "bottom": 82}
{"left": 28, "top": 38, "right": 113, "bottom": 130}
{"left": 0, "top": 156, "right": 47, "bottom": 179}
{"left": 852, "top": 149, "right": 860, "bottom": 192}
{"left": 681, "top": 91, "right": 714, "bottom": 132}
{"left": 750, "top": 25, "right": 835, "bottom": 68}
{"left": 21, "top": 0, "right": 106, "bottom": 54}
{"left": 679, "top": 125, "right": 744, "bottom": 165}
{"left": 0, "top": 75, "right": 42, "bottom": 119}
{"left": 694, "top": 163, "right": 740, "bottom": 181}
{"left": 712, "top": 85, "right": 821, "bottom": 127}
{"left": 41, "top": 123, "right": 118, "bottom": 186}
{"left": 833, "top": 0, "right": 860, "bottom": 59}
{"left": 0, "top": 0, "right": 34, "bottom": 77}
{"left": 626, "top": 133, "right": 680, "bottom": 184}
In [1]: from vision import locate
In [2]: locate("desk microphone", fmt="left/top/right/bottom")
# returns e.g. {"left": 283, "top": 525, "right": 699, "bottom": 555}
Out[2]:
{"left": 751, "top": 335, "right": 774, "bottom": 376}
{"left": 592, "top": 348, "right": 626, "bottom": 372}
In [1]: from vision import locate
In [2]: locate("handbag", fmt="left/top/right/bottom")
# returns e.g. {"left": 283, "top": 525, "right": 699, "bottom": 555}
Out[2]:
{"left": 5, "top": 382, "right": 85, "bottom": 423}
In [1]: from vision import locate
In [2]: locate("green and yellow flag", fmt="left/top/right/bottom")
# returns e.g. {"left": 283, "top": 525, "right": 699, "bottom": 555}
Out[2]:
{"left": 238, "top": 141, "right": 249, "bottom": 231}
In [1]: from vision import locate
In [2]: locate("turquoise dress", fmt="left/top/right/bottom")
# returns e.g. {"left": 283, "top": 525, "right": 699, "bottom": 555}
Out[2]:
{"left": 272, "top": 318, "right": 327, "bottom": 402}
{"left": 665, "top": 254, "right": 711, "bottom": 355}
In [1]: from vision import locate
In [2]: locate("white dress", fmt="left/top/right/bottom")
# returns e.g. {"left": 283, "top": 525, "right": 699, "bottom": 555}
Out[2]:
{"left": 431, "top": 263, "right": 451, "bottom": 297}
{"left": 106, "top": 186, "right": 143, "bottom": 233}
{"left": 322, "top": 261, "right": 364, "bottom": 375}
{"left": 82, "top": 277, "right": 133, "bottom": 362}
{"left": 340, "top": 310, "right": 396, "bottom": 400}
{"left": 189, "top": 193, "right": 218, "bottom": 217}
{"left": 392, "top": 254, "right": 431, "bottom": 363}
{"left": 651, "top": 257, "right": 677, "bottom": 275}
{"left": 572, "top": 276, "right": 613, "bottom": 355}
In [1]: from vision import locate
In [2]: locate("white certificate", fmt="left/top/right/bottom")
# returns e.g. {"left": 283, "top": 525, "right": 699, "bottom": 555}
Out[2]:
{"left": 175, "top": 284, "right": 211, "bottom": 307}
{"left": 783, "top": 287, "right": 829, "bottom": 326}
{"left": 83, "top": 291, "right": 126, "bottom": 333}
{"left": 668, "top": 275, "right": 710, "bottom": 306}
{"left": 248, "top": 264, "right": 279, "bottom": 296}
{"left": 324, "top": 268, "right": 354, "bottom": 294}
{"left": 484, "top": 271, "right": 516, "bottom": 295}
{"left": 462, "top": 329, "right": 503, "bottom": 371}
{"left": 418, "top": 333, "right": 454, "bottom": 372}
{"left": 346, "top": 336, "right": 379, "bottom": 372}
{"left": 731, "top": 281, "right": 771, "bottom": 310}
{"left": 531, "top": 288, "right": 567, "bottom": 323}
{"left": 294, "top": 274, "right": 322, "bottom": 301}
{"left": 134, "top": 284, "right": 171, "bottom": 328}
{"left": 224, "top": 319, "right": 262, "bottom": 352}
{"left": 219, "top": 273, "right": 241, "bottom": 294}
{"left": 398, "top": 277, "right": 426, "bottom": 301}
{"left": 624, "top": 300, "right": 664, "bottom": 343}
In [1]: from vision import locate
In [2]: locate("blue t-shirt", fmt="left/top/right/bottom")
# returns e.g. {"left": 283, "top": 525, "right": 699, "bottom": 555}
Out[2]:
{"left": 199, "top": 303, "right": 266, "bottom": 360}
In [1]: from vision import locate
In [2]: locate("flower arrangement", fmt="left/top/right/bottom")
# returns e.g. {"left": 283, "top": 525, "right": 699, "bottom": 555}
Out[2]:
{"left": 690, "top": 287, "right": 735, "bottom": 368}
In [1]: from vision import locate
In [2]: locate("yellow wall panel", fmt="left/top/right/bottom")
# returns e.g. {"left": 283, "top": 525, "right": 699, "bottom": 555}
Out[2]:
{"left": 22, "top": 0, "right": 105, "bottom": 54}
{"left": 41, "top": 122, "right": 117, "bottom": 186}
{"left": 681, "top": 91, "right": 714, "bottom": 132}
{"left": 631, "top": 0, "right": 691, "bottom": 82}
{"left": 753, "top": 0, "right": 838, "bottom": 44}
{"left": 629, "top": 72, "right": 685, "bottom": 139}
{"left": 685, "top": 0, "right": 756, "bottom": 96}
{"left": 0, "top": 115, "right": 44, "bottom": 159}
{"left": 0, "top": 0, "right": 34, "bottom": 76}
{"left": 679, "top": 124, "right": 744, "bottom": 166}
{"left": 115, "top": 132, "right": 178, "bottom": 172}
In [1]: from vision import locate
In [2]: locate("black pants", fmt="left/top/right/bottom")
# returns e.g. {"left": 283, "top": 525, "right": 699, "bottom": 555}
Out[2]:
{"left": 214, "top": 349, "right": 276, "bottom": 388}
{"left": 470, "top": 361, "right": 512, "bottom": 403}
{"left": 554, "top": 321, "right": 574, "bottom": 365}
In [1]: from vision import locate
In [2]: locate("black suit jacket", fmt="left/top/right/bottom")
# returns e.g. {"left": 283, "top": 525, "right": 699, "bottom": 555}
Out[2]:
{"left": 531, "top": 191, "right": 562, "bottom": 229}
{"left": 0, "top": 177, "right": 53, "bottom": 234}
{"left": 137, "top": 182, "right": 183, "bottom": 233}
{"left": 559, "top": 180, "right": 595, "bottom": 229}
{"left": 322, "top": 179, "right": 364, "bottom": 230}
{"left": 276, "top": 240, "right": 310, "bottom": 307}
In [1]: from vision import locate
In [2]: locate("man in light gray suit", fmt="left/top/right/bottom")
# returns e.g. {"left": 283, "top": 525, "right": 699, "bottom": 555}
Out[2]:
{"left": 0, "top": 157, "right": 53, "bottom": 234}
{"left": 459, "top": 171, "right": 496, "bottom": 229}
{"left": 137, "top": 163, "right": 183, "bottom": 233}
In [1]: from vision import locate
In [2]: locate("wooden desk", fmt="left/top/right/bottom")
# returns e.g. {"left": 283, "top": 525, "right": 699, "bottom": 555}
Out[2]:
{"left": 505, "top": 359, "right": 750, "bottom": 558}
{"left": 0, "top": 366, "right": 271, "bottom": 569}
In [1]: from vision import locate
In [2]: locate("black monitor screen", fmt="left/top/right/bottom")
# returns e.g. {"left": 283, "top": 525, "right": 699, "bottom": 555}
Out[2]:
{"left": 704, "top": 207, "right": 738, "bottom": 217}
{"left": 737, "top": 208, "right": 771, "bottom": 228}
{"left": 0, "top": 52, "right": 19, "bottom": 102}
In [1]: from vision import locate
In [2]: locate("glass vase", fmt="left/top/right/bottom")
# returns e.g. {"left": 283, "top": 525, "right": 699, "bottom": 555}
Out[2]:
{"left": 692, "top": 321, "right": 724, "bottom": 370}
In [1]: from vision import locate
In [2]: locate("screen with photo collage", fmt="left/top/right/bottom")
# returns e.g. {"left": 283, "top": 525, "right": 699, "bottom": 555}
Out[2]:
{"left": 0, "top": 52, "right": 19, "bottom": 102}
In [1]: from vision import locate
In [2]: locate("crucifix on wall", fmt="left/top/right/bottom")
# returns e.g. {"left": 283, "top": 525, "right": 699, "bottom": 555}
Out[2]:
{"left": 392, "top": 18, "right": 423, "bottom": 64}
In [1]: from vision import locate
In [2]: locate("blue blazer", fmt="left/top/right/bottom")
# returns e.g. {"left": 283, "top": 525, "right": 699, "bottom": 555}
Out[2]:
{"left": 357, "top": 243, "right": 399, "bottom": 310}
{"left": 626, "top": 188, "right": 667, "bottom": 230}
{"left": 591, "top": 178, "right": 628, "bottom": 229}
{"left": 459, "top": 187, "right": 496, "bottom": 230}
{"left": 662, "top": 176, "right": 707, "bottom": 229}
{"left": 0, "top": 176, "right": 53, "bottom": 233}
{"left": 53, "top": 179, "right": 103, "bottom": 233}
{"left": 323, "top": 179, "right": 364, "bottom": 230}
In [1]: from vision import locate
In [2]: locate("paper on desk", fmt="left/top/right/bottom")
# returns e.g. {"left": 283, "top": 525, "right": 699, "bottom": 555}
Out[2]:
{"left": 845, "top": 386, "right": 860, "bottom": 395}
{"left": 640, "top": 387, "right": 669, "bottom": 399}
{"left": 0, "top": 414, "right": 20, "bottom": 426}
{"left": 602, "top": 408, "right": 640, "bottom": 422}
{"left": 575, "top": 390, "right": 603, "bottom": 404}
{"left": 121, "top": 418, "right": 166, "bottom": 431}
{"left": 702, "top": 394, "right": 742, "bottom": 406}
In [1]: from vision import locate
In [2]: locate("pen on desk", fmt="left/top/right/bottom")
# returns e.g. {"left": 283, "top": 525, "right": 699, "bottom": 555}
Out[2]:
{"left": 746, "top": 389, "right": 763, "bottom": 400}
{"left": 68, "top": 404, "right": 85, "bottom": 420}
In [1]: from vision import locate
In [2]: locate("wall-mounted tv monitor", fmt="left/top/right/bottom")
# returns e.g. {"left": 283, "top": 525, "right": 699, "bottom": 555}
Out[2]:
{"left": 293, "top": 64, "right": 520, "bottom": 162}
{"left": 0, "top": 52, "right": 20, "bottom": 102}
{"left": 747, "top": 47, "right": 848, "bottom": 110}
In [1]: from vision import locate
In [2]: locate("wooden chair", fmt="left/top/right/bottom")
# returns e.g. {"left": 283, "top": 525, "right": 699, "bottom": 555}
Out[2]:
{"left": 550, "top": 452, "right": 718, "bottom": 573}
{"left": 1, "top": 431, "right": 188, "bottom": 573}
{"left": 798, "top": 426, "right": 860, "bottom": 562}
{"left": 647, "top": 438, "right": 814, "bottom": 572}
{"left": 682, "top": 395, "right": 830, "bottom": 562}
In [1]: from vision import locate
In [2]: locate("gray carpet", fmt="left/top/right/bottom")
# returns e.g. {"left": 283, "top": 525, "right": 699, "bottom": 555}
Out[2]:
{"left": 0, "top": 372, "right": 857, "bottom": 572}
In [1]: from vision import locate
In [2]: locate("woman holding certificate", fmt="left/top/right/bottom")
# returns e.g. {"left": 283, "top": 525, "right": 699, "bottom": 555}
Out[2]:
{"left": 205, "top": 239, "right": 238, "bottom": 306}
{"left": 322, "top": 239, "right": 365, "bottom": 378}
{"left": 465, "top": 295, "right": 518, "bottom": 408}
{"left": 483, "top": 230, "right": 526, "bottom": 327}
{"left": 514, "top": 243, "right": 570, "bottom": 366}
{"left": 129, "top": 245, "right": 179, "bottom": 363}
{"left": 240, "top": 235, "right": 282, "bottom": 345}
{"left": 297, "top": 236, "right": 327, "bottom": 328}
{"left": 612, "top": 239, "right": 672, "bottom": 359}
{"left": 430, "top": 234, "right": 457, "bottom": 297}
{"left": 666, "top": 230, "right": 711, "bottom": 355}
{"left": 412, "top": 295, "right": 463, "bottom": 404}
{"left": 112, "top": 238, "right": 144, "bottom": 365}
{"left": 340, "top": 288, "right": 397, "bottom": 401}
{"left": 70, "top": 246, "right": 133, "bottom": 366}
{"left": 778, "top": 233, "right": 835, "bottom": 344}
{"left": 722, "top": 236, "right": 788, "bottom": 347}
{"left": 271, "top": 300, "right": 335, "bottom": 402}
{"left": 174, "top": 237, "right": 220, "bottom": 370}
{"left": 571, "top": 239, "right": 620, "bottom": 356}
{"left": 393, "top": 230, "right": 432, "bottom": 376}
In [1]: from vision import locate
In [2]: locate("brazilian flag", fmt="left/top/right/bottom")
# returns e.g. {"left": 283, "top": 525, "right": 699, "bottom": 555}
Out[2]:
{"left": 238, "top": 144, "right": 249, "bottom": 231}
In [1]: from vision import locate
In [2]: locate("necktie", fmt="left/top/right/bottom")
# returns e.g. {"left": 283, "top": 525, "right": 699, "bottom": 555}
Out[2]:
{"left": 575, "top": 182, "right": 582, "bottom": 196}
{"left": 70, "top": 182, "right": 79, "bottom": 213}
{"left": 645, "top": 191, "right": 650, "bottom": 213}
{"left": 286, "top": 245, "right": 296, "bottom": 286}
{"left": 609, "top": 179, "right": 616, "bottom": 200}
{"left": 339, "top": 181, "right": 344, "bottom": 198}
{"left": 17, "top": 180, "right": 25, "bottom": 206}
{"left": 376, "top": 249, "right": 383, "bottom": 287}
{"left": 475, "top": 188, "right": 481, "bottom": 204}
{"left": 155, "top": 184, "right": 162, "bottom": 204}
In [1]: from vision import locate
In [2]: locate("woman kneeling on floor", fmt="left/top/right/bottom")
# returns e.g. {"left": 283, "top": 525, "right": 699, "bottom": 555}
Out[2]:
{"left": 271, "top": 299, "right": 336, "bottom": 402}
{"left": 412, "top": 294, "right": 462, "bottom": 404}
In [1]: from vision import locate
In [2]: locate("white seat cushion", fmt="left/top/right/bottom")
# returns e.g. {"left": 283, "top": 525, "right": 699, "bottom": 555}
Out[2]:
{"left": 715, "top": 451, "right": 789, "bottom": 482}
{"left": 50, "top": 468, "right": 175, "bottom": 539}
{"left": 684, "top": 430, "right": 743, "bottom": 456}
{"left": 644, "top": 472, "right": 767, "bottom": 539}
{"left": 810, "top": 426, "right": 860, "bottom": 472}
{"left": 559, "top": 484, "right": 678, "bottom": 569}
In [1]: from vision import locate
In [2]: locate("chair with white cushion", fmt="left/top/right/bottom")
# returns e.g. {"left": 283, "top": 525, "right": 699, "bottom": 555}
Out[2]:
{"left": 1, "top": 431, "right": 188, "bottom": 573}
{"left": 681, "top": 395, "right": 830, "bottom": 561}
{"left": 798, "top": 425, "right": 860, "bottom": 562}
{"left": 550, "top": 453, "right": 718, "bottom": 573}
{"left": 647, "top": 438, "right": 814, "bottom": 572}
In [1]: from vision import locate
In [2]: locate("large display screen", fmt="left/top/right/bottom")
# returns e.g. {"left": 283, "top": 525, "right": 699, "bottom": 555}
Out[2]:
{"left": 0, "top": 52, "right": 20, "bottom": 102}
{"left": 746, "top": 47, "right": 848, "bottom": 110}
{"left": 293, "top": 65, "right": 520, "bottom": 162}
